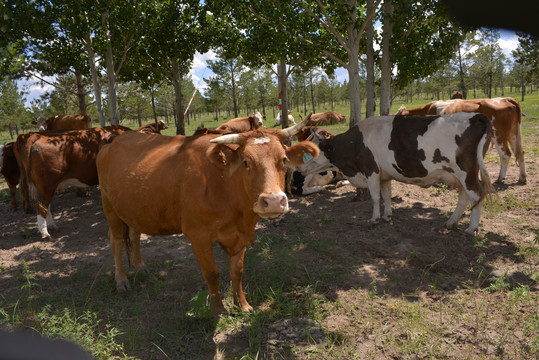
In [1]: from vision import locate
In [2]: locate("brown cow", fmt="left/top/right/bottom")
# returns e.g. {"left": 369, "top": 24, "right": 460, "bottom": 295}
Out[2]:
{"left": 32, "top": 114, "right": 92, "bottom": 132}
{"left": 137, "top": 120, "right": 169, "bottom": 134}
{"left": 396, "top": 97, "right": 525, "bottom": 184}
{"left": 300, "top": 111, "right": 346, "bottom": 126}
{"left": 14, "top": 126, "right": 131, "bottom": 238}
{"left": 96, "top": 115, "right": 319, "bottom": 313}
{"left": 216, "top": 111, "right": 265, "bottom": 133}
{"left": 452, "top": 91, "right": 465, "bottom": 99}
{"left": 0, "top": 143, "right": 21, "bottom": 210}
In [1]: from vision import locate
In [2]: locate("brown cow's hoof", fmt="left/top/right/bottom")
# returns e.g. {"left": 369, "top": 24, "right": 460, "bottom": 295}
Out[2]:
{"left": 116, "top": 278, "right": 131, "bottom": 292}
{"left": 135, "top": 264, "right": 150, "bottom": 275}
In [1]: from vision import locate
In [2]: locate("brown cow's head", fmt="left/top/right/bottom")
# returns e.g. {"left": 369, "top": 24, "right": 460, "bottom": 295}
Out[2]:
{"left": 32, "top": 116, "right": 48, "bottom": 131}
{"left": 210, "top": 114, "right": 318, "bottom": 218}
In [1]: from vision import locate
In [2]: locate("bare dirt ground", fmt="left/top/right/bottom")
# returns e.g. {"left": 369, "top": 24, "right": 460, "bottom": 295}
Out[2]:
{"left": 1, "top": 154, "right": 538, "bottom": 358}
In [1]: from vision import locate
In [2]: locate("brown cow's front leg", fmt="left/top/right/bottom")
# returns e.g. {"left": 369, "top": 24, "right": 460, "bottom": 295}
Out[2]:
{"left": 190, "top": 241, "right": 226, "bottom": 314}
{"left": 228, "top": 247, "right": 253, "bottom": 312}
{"left": 129, "top": 227, "right": 149, "bottom": 275}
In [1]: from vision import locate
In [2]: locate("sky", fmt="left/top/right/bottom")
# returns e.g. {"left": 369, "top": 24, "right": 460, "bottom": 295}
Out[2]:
{"left": 19, "top": 30, "right": 521, "bottom": 108}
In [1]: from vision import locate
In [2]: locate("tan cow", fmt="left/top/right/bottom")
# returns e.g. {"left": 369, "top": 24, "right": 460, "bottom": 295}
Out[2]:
{"left": 96, "top": 115, "right": 319, "bottom": 313}
{"left": 13, "top": 126, "right": 131, "bottom": 238}
{"left": 216, "top": 111, "right": 265, "bottom": 133}
{"left": 299, "top": 111, "right": 346, "bottom": 126}
{"left": 396, "top": 97, "right": 525, "bottom": 184}
{"left": 32, "top": 114, "right": 92, "bottom": 132}
{"left": 137, "top": 120, "right": 169, "bottom": 134}
{"left": 0, "top": 143, "right": 20, "bottom": 210}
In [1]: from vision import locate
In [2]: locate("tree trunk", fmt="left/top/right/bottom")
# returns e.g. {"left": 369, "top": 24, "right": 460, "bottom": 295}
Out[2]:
{"left": 84, "top": 31, "right": 106, "bottom": 126}
{"left": 380, "top": 0, "right": 393, "bottom": 116}
{"left": 278, "top": 59, "right": 289, "bottom": 129}
{"left": 310, "top": 72, "right": 316, "bottom": 114}
{"left": 365, "top": 0, "right": 375, "bottom": 118}
{"left": 151, "top": 88, "right": 158, "bottom": 124}
{"left": 74, "top": 69, "right": 87, "bottom": 115}
{"left": 102, "top": 10, "right": 119, "bottom": 125}
{"left": 230, "top": 61, "right": 238, "bottom": 118}
{"left": 172, "top": 60, "right": 185, "bottom": 135}
{"left": 521, "top": 62, "right": 525, "bottom": 102}
{"left": 347, "top": 57, "right": 362, "bottom": 128}
{"left": 457, "top": 46, "right": 467, "bottom": 99}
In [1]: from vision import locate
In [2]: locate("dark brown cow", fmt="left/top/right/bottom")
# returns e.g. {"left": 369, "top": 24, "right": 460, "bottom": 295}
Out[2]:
{"left": 96, "top": 115, "right": 319, "bottom": 313}
{"left": 294, "top": 126, "right": 335, "bottom": 142}
{"left": 32, "top": 114, "right": 92, "bottom": 132}
{"left": 0, "top": 143, "right": 20, "bottom": 210}
{"left": 216, "top": 112, "right": 265, "bottom": 133}
{"left": 137, "top": 120, "right": 169, "bottom": 134}
{"left": 14, "top": 126, "right": 131, "bottom": 238}
{"left": 396, "top": 97, "right": 525, "bottom": 184}
{"left": 300, "top": 111, "right": 346, "bottom": 126}
{"left": 452, "top": 91, "right": 465, "bottom": 99}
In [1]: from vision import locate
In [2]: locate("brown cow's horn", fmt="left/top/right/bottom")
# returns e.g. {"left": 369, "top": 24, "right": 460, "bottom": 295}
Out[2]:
{"left": 210, "top": 133, "right": 241, "bottom": 144}
{"left": 282, "top": 112, "right": 311, "bottom": 138}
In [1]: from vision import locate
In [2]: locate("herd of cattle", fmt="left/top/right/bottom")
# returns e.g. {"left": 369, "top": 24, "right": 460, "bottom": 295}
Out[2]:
{"left": 0, "top": 98, "right": 527, "bottom": 312}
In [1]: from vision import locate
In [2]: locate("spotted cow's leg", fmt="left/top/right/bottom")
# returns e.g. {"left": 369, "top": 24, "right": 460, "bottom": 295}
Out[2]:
{"left": 380, "top": 180, "right": 392, "bottom": 221}
{"left": 366, "top": 175, "right": 381, "bottom": 223}
{"left": 190, "top": 239, "right": 225, "bottom": 314}
{"left": 508, "top": 133, "right": 526, "bottom": 184}
{"left": 227, "top": 247, "right": 253, "bottom": 312}
{"left": 446, "top": 189, "right": 469, "bottom": 227}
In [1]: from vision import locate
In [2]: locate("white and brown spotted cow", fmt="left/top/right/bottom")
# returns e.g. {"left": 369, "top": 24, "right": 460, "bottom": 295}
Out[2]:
{"left": 304, "top": 113, "right": 493, "bottom": 234}
{"left": 397, "top": 97, "right": 525, "bottom": 184}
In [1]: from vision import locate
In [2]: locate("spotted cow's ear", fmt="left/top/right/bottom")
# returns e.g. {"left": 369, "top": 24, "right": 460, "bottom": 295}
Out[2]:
{"left": 285, "top": 141, "right": 320, "bottom": 169}
{"left": 207, "top": 143, "right": 242, "bottom": 174}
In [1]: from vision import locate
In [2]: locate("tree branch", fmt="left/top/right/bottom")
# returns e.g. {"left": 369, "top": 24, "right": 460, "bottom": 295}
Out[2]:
{"left": 25, "top": 71, "right": 78, "bottom": 96}
{"left": 354, "top": 0, "right": 383, "bottom": 50}
{"left": 299, "top": 0, "right": 349, "bottom": 52}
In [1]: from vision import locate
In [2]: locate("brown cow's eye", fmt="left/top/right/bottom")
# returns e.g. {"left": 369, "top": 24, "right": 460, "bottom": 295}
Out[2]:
{"left": 282, "top": 157, "right": 287, "bottom": 166}
{"left": 243, "top": 160, "right": 250, "bottom": 169}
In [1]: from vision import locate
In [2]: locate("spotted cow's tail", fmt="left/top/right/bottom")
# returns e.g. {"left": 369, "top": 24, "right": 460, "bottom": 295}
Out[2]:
{"left": 29, "top": 181, "right": 48, "bottom": 215}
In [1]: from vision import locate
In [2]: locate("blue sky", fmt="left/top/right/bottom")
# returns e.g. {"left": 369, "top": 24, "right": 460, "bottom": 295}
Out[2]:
{"left": 20, "top": 30, "right": 520, "bottom": 108}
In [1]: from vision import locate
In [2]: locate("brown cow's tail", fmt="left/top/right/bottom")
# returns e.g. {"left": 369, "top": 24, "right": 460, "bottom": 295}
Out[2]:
{"left": 507, "top": 98, "right": 524, "bottom": 169}
{"left": 472, "top": 125, "right": 494, "bottom": 210}
{"left": 123, "top": 224, "right": 132, "bottom": 267}
{"left": 29, "top": 182, "right": 48, "bottom": 215}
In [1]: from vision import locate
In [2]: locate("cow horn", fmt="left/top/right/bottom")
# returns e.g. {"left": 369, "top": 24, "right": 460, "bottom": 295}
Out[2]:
{"left": 281, "top": 112, "right": 311, "bottom": 138}
{"left": 210, "top": 133, "right": 241, "bottom": 144}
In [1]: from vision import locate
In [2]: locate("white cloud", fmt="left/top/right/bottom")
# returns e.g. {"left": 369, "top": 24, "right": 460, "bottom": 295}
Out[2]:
{"left": 498, "top": 34, "right": 519, "bottom": 59}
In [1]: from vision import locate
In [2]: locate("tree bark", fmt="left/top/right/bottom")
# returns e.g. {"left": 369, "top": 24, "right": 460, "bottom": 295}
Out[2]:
{"left": 380, "top": 0, "right": 393, "bottom": 116}
{"left": 74, "top": 69, "right": 87, "bottom": 115}
{"left": 172, "top": 60, "right": 185, "bottom": 135}
{"left": 102, "top": 10, "right": 119, "bottom": 125}
{"left": 278, "top": 58, "right": 289, "bottom": 129}
{"left": 84, "top": 31, "right": 106, "bottom": 126}
{"left": 365, "top": 0, "right": 375, "bottom": 118}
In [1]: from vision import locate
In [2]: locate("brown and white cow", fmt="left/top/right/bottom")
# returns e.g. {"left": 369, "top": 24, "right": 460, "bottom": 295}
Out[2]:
{"left": 275, "top": 110, "right": 295, "bottom": 126}
{"left": 299, "top": 111, "right": 346, "bottom": 126}
{"left": 396, "top": 97, "right": 525, "bottom": 184}
{"left": 216, "top": 112, "right": 265, "bottom": 133}
{"left": 32, "top": 114, "right": 92, "bottom": 132}
{"left": 0, "top": 143, "right": 21, "bottom": 210}
{"left": 137, "top": 120, "right": 169, "bottom": 134}
{"left": 14, "top": 126, "right": 130, "bottom": 238}
{"left": 304, "top": 113, "right": 492, "bottom": 234}
{"left": 96, "top": 115, "right": 318, "bottom": 313}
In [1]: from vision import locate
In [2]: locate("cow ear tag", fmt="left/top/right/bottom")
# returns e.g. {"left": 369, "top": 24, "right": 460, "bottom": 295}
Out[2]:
{"left": 302, "top": 151, "right": 313, "bottom": 163}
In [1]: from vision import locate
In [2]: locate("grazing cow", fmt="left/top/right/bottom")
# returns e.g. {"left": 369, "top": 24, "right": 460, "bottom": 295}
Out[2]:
{"left": 452, "top": 91, "right": 465, "bottom": 99}
{"left": 396, "top": 97, "right": 525, "bottom": 184}
{"left": 299, "top": 111, "right": 346, "bottom": 126}
{"left": 275, "top": 110, "right": 295, "bottom": 126}
{"left": 304, "top": 113, "right": 492, "bottom": 234}
{"left": 216, "top": 112, "right": 265, "bottom": 133}
{"left": 0, "top": 143, "right": 20, "bottom": 210}
{"left": 289, "top": 127, "right": 345, "bottom": 196}
{"left": 137, "top": 120, "right": 169, "bottom": 134}
{"left": 32, "top": 114, "right": 92, "bottom": 132}
{"left": 96, "top": 115, "right": 319, "bottom": 313}
{"left": 14, "top": 126, "right": 130, "bottom": 238}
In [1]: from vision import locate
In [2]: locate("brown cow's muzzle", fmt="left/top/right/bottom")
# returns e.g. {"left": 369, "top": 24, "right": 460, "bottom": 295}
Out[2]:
{"left": 255, "top": 191, "right": 289, "bottom": 218}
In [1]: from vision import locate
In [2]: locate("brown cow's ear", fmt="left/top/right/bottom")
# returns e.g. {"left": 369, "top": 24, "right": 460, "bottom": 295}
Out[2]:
{"left": 207, "top": 143, "right": 241, "bottom": 174}
{"left": 285, "top": 141, "right": 320, "bottom": 169}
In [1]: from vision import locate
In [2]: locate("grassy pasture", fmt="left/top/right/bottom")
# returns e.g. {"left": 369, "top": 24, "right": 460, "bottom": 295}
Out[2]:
{"left": 0, "top": 89, "right": 537, "bottom": 359}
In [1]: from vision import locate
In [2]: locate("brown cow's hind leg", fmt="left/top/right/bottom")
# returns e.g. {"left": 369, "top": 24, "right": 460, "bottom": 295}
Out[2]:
{"left": 129, "top": 227, "right": 149, "bottom": 275}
